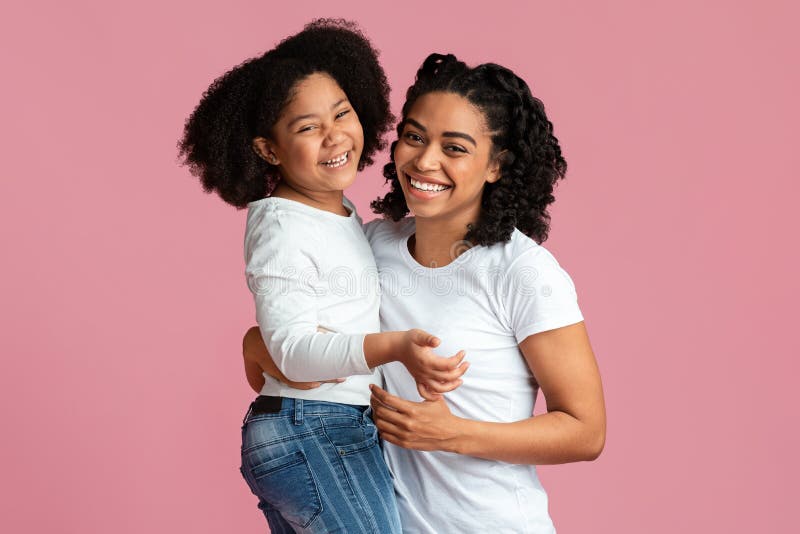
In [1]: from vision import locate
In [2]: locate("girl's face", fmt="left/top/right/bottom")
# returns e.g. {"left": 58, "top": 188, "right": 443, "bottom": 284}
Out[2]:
{"left": 257, "top": 73, "right": 363, "bottom": 194}
{"left": 393, "top": 91, "right": 500, "bottom": 225}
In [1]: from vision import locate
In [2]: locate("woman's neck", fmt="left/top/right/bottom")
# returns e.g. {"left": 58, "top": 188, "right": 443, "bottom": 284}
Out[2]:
{"left": 410, "top": 215, "right": 476, "bottom": 268}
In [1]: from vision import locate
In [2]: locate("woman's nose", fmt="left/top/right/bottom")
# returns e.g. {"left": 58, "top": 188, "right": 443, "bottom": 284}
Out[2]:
{"left": 414, "top": 144, "right": 440, "bottom": 172}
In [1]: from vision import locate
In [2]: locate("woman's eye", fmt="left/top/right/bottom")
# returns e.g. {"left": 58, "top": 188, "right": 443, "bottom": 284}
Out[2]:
{"left": 335, "top": 109, "right": 351, "bottom": 119}
{"left": 404, "top": 132, "right": 424, "bottom": 144}
{"left": 445, "top": 145, "right": 467, "bottom": 154}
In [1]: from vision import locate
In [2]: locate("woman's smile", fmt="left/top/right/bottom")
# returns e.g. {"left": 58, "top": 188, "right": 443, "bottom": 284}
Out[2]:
{"left": 405, "top": 170, "right": 453, "bottom": 197}
{"left": 394, "top": 91, "right": 499, "bottom": 222}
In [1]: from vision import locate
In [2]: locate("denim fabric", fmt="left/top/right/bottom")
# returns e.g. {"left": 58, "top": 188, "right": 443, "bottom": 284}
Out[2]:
{"left": 240, "top": 398, "right": 402, "bottom": 533}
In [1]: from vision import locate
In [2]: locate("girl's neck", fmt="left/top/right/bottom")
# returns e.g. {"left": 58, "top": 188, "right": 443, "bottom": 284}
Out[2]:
{"left": 410, "top": 215, "right": 477, "bottom": 268}
{"left": 271, "top": 182, "right": 349, "bottom": 216}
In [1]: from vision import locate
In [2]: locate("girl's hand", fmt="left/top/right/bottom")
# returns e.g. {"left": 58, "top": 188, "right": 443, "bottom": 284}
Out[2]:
{"left": 400, "top": 329, "right": 469, "bottom": 398}
{"left": 369, "top": 384, "right": 464, "bottom": 452}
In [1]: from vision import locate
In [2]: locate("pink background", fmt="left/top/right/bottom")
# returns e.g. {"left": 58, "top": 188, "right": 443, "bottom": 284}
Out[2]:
{"left": 2, "top": 1, "right": 798, "bottom": 532}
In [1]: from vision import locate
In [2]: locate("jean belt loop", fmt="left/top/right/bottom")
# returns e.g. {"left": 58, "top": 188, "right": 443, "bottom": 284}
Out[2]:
{"left": 242, "top": 401, "right": 254, "bottom": 425}
{"left": 294, "top": 399, "right": 303, "bottom": 425}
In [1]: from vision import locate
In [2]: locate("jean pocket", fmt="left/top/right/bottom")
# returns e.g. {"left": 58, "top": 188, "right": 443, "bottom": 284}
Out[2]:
{"left": 323, "top": 416, "right": 378, "bottom": 456}
{"left": 242, "top": 450, "right": 322, "bottom": 528}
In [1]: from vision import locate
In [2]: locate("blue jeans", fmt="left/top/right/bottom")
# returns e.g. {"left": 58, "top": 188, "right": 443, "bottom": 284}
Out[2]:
{"left": 240, "top": 397, "right": 402, "bottom": 533}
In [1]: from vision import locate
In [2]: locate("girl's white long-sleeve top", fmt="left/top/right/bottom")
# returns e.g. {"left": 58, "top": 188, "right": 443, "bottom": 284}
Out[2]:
{"left": 244, "top": 196, "right": 381, "bottom": 405}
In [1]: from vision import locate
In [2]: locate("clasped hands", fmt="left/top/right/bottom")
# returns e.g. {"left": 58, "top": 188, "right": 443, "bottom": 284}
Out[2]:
{"left": 370, "top": 329, "right": 467, "bottom": 452}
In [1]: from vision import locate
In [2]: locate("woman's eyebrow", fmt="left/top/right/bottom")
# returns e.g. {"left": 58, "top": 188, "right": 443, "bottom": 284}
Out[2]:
{"left": 405, "top": 118, "right": 427, "bottom": 132}
{"left": 405, "top": 118, "right": 476, "bottom": 146}
{"left": 442, "top": 131, "right": 476, "bottom": 147}
{"left": 287, "top": 99, "right": 349, "bottom": 128}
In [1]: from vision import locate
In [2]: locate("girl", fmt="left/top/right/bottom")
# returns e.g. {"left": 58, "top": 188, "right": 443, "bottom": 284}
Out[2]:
{"left": 179, "top": 22, "right": 467, "bottom": 533}
{"left": 249, "top": 53, "right": 606, "bottom": 533}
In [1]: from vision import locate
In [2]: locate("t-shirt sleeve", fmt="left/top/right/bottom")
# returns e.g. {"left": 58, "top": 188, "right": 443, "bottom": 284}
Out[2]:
{"left": 362, "top": 218, "right": 382, "bottom": 245}
{"left": 504, "top": 247, "right": 584, "bottom": 344}
{"left": 245, "top": 212, "right": 371, "bottom": 382}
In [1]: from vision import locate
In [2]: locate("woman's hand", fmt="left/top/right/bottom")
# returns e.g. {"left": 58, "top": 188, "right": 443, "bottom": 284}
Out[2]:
{"left": 369, "top": 384, "right": 464, "bottom": 452}
{"left": 371, "top": 323, "right": 605, "bottom": 465}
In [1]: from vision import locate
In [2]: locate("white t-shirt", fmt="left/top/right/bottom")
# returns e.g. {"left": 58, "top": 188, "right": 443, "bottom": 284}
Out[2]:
{"left": 244, "top": 196, "right": 381, "bottom": 406}
{"left": 365, "top": 217, "right": 584, "bottom": 534}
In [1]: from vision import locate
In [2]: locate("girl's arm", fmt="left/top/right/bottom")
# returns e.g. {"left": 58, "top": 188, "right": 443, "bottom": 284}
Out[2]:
{"left": 243, "top": 325, "right": 469, "bottom": 398}
{"left": 246, "top": 220, "right": 467, "bottom": 393}
{"left": 370, "top": 321, "right": 606, "bottom": 465}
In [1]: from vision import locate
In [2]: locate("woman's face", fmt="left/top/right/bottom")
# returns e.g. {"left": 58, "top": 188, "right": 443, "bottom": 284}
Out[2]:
{"left": 255, "top": 72, "right": 363, "bottom": 194}
{"left": 393, "top": 91, "right": 500, "bottom": 225}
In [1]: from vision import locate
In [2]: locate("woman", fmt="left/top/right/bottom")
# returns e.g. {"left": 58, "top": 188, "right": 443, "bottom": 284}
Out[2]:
{"left": 246, "top": 53, "right": 605, "bottom": 533}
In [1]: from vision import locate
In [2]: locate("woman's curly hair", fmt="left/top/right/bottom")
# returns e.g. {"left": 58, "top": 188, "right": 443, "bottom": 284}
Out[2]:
{"left": 179, "top": 19, "right": 393, "bottom": 208}
{"left": 371, "top": 53, "right": 567, "bottom": 245}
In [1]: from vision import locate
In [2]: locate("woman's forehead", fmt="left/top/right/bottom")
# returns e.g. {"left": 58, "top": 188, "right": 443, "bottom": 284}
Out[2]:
{"left": 406, "top": 92, "right": 489, "bottom": 135}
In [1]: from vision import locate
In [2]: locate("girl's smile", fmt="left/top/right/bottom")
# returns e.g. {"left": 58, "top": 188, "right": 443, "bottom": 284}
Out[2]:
{"left": 254, "top": 72, "right": 364, "bottom": 201}
{"left": 319, "top": 150, "right": 352, "bottom": 169}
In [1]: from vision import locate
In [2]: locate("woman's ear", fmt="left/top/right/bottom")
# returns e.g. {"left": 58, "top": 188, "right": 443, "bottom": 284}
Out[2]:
{"left": 485, "top": 150, "right": 508, "bottom": 184}
{"left": 253, "top": 137, "right": 280, "bottom": 165}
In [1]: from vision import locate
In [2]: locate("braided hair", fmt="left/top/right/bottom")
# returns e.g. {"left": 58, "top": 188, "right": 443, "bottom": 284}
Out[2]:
{"left": 179, "top": 19, "right": 393, "bottom": 208}
{"left": 371, "top": 53, "right": 567, "bottom": 245}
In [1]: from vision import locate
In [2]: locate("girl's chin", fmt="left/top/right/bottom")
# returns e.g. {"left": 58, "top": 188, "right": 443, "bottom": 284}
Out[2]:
{"left": 338, "top": 172, "right": 359, "bottom": 189}
{"left": 319, "top": 168, "right": 358, "bottom": 188}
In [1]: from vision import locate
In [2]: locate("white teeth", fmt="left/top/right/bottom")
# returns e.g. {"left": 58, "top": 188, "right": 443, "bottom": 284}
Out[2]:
{"left": 410, "top": 177, "right": 449, "bottom": 192}
{"left": 322, "top": 152, "right": 349, "bottom": 168}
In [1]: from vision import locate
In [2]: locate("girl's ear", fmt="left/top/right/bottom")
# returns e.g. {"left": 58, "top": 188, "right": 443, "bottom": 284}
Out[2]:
{"left": 485, "top": 150, "right": 507, "bottom": 184}
{"left": 253, "top": 137, "right": 280, "bottom": 165}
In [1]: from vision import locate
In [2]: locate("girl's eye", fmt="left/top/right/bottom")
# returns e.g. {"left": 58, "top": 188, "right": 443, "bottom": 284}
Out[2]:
{"left": 298, "top": 125, "right": 316, "bottom": 133}
{"left": 335, "top": 109, "right": 351, "bottom": 120}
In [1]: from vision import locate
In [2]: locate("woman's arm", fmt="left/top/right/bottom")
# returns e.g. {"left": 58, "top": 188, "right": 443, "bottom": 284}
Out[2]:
{"left": 243, "top": 326, "right": 335, "bottom": 393}
{"left": 370, "top": 322, "right": 606, "bottom": 465}
{"left": 243, "top": 352, "right": 266, "bottom": 394}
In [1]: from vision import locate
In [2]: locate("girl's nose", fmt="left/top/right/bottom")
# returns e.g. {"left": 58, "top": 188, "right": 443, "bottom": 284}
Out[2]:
{"left": 324, "top": 125, "right": 346, "bottom": 147}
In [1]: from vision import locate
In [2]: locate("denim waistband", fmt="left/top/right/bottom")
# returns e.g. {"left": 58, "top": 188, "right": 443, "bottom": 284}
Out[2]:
{"left": 243, "top": 395, "right": 369, "bottom": 425}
